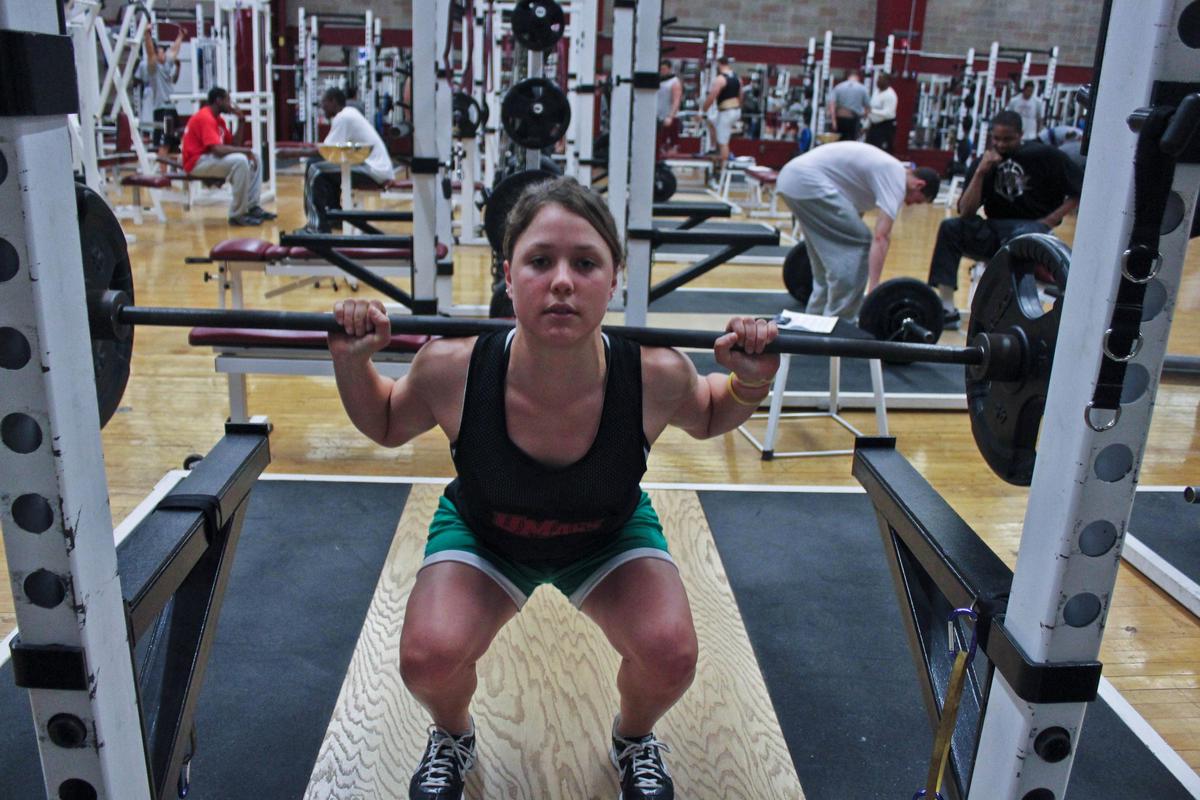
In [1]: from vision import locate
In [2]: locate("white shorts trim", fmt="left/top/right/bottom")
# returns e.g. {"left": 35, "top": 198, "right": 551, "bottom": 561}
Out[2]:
{"left": 567, "top": 548, "right": 677, "bottom": 608}
{"left": 418, "top": 548, "right": 677, "bottom": 611}
{"left": 420, "top": 550, "right": 530, "bottom": 609}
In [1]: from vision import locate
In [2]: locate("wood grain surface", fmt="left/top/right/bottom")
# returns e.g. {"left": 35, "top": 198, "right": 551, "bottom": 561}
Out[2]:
{"left": 304, "top": 486, "right": 803, "bottom": 799}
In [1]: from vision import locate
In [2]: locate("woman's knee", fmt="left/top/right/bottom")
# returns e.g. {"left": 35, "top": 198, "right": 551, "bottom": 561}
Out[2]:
{"left": 627, "top": 619, "right": 698, "bottom": 687}
{"left": 399, "top": 628, "right": 471, "bottom": 688}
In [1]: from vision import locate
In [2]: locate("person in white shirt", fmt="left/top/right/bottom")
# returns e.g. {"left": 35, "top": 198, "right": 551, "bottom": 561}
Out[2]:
{"left": 656, "top": 59, "right": 683, "bottom": 152}
{"left": 1006, "top": 81, "right": 1041, "bottom": 142}
{"left": 303, "top": 88, "right": 396, "bottom": 232}
{"left": 776, "top": 142, "right": 939, "bottom": 320}
{"left": 865, "top": 72, "right": 898, "bottom": 153}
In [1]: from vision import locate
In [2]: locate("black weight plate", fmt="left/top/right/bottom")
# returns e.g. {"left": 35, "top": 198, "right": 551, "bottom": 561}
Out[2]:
{"left": 966, "top": 233, "right": 1070, "bottom": 486}
{"left": 77, "top": 182, "right": 134, "bottom": 428}
{"left": 452, "top": 92, "right": 486, "bottom": 138}
{"left": 782, "top": 241, "right": 812, "bottom": 305}
{"left": 653, "top": 162, "right": 676, "bottom": 202}
{"left": 511, "top": 0, "right": 565, "bottom": 51}
{"left": 482, "top": 168, "right": 556, "bottom": 253}
{"left": 501, "top": 77, "right": 572, "bottom": 149}
{"left": 859, "top": 277, "right": 944, "bottom": 356}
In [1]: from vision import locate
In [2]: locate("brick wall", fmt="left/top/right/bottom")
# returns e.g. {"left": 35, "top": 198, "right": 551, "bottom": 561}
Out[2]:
{"left": 922, "top": 0, "right": 1103, "bottom": 67}
{"left": 657, "top": 0, "right": 875, "bottom": 41}
{"left": 293, "top": 1, "right": 411, "bottom": 26}
{"left": 285, "top": 1, "right": 1100, "bottom": 67}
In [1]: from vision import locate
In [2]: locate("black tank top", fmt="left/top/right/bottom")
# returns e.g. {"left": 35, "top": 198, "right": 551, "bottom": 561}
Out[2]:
{"left": 444, "top": 331, "right": 649, "bottom": 566}
{"left": 717, "top": 71, "right": 740, "bottom": 103}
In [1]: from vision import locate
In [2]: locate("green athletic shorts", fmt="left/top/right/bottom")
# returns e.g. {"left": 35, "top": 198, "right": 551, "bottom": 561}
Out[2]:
{"left": 422, "top": 491, "right": 673, "bottom": 609}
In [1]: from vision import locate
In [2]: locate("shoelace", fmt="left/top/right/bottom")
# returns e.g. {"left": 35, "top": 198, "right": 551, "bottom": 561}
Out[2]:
{"left": 615, "top": 736, "right": 672, "bottom": 790}
{"left": 418, "top": 726, "right": 476, "bottom": 789}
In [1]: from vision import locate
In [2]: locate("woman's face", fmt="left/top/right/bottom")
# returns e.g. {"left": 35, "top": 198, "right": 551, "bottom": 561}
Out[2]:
{"left": 504, "top": 204, "right": 618, "bottom": 345}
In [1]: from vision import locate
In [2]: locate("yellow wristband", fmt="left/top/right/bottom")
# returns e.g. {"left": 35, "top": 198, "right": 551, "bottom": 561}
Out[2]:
{"left": 727, "top": 372, "right": 769, "bottom": 406}
{"left": 731, "top": 372, "right": 772, "bottom": 388}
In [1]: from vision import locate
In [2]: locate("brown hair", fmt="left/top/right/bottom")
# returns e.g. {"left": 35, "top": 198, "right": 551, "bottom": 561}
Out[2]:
{"left": 502, "top": 176, "right": 624, "bottom": 271}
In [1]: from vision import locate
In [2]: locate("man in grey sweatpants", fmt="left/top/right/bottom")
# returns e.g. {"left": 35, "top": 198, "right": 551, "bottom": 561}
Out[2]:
{"left": 777, "top": 142, "right": 940, "bottom": 321}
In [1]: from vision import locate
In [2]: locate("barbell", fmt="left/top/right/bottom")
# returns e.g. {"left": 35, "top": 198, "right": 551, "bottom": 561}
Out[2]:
{"left": 75, "top": 184, "right": 1069, "bottom": 487}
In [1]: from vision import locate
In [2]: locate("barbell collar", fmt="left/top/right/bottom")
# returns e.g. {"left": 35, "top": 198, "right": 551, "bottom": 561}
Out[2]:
{"left": 105, "top": 298, "right": 988, "bottom": 367}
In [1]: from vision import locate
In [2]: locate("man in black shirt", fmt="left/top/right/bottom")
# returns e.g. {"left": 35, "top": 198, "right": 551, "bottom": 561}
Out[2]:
{"left": 928, "top": 110, "right": 1082, "bottom": 327}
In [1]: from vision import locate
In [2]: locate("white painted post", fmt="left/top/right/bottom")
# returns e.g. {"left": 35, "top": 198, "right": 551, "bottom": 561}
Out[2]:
{"left": 970, "top": 3, "right": 1200, "bottom": 797}
{"left": 0, "top": 3, "right": 153, "bottom": 797}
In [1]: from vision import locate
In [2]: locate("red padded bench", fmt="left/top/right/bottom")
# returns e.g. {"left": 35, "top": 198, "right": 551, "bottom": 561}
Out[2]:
{"left": 746, "top": 166, "right": 778, "bottom": 184}
{"left": 276, "top": 141, "right": 321, "bottom": 160}
{"left": 189, "top": 327, "right": 429, "bottom": 353}
{"left": 743, "top": 166, "right": 787, "bottom": 218}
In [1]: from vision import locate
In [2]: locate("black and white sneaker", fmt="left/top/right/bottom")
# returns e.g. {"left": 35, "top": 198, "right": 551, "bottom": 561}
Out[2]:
{"left": 942, "top": 308, "right": 961, "bottom": 331}
{"left": 610, "top": 718, "right": 674, "bottom": 799}
{"left": 408, "top": 724, "right": 476, "bottom": 800}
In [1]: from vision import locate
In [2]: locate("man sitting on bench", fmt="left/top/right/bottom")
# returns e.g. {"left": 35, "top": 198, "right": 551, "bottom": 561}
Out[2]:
{"left": 181, "top": 87, "right": 275, "bottom": 226}
{"left": 302, "top": 88, "right": 396, "bottom": 233}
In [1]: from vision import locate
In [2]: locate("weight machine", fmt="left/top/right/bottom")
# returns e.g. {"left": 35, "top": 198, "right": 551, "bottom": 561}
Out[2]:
{"left": 293, "top": 8, "right": 382, "bottom": 144}
{"left": 4, "top": 3, "right": 1200, "bottom": 800}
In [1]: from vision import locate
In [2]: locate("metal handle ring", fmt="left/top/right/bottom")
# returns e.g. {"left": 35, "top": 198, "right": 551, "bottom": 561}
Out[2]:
{"left": 1121, "top": 247, "right": 1162, "bottom": 284}
{"left": 1085, "top": 402, "right": 1121, "bottom": 432}
{"left": 1102, "top": 328, "right": 1142, "bottom": 362}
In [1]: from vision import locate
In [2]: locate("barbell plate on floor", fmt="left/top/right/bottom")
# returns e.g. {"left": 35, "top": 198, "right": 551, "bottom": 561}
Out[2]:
{"left": 482, "top": 168, "right": 557, "bottom": 253}
{"left": 78, "top": 182, "right": 134, "bottom": 428}
{"left": 966, "top": 233, "right": 1071, "bottom": 486}
{"left": 858, "top": 277, "right": 945, "bottom": 355}
{"left": 782, "top": 241, "right": 812, "bottom": 305}
{"left": 501, "top": 77, "right": 572, "bottom": 150}
{"left": 511, "top": 0, "right": 565, "bottom": 51}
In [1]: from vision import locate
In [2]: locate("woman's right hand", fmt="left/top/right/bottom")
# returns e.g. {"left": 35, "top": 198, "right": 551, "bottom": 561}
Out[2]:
{"left": 328, "top": 299, "right": 392, "bottom": 361}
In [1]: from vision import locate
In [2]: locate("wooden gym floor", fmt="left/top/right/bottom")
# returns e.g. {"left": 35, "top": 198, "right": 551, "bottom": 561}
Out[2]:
{"left": 2, "top": 173, "right": 1199, "bottom": 779}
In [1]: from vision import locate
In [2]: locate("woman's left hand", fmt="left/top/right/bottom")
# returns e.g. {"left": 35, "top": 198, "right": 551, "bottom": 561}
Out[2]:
{"left": 714, "top": 316, "right": 780, "bottom": 383}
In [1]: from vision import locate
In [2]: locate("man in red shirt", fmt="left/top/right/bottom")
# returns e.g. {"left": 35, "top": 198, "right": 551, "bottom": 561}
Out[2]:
{"left": 181, "top": 87, "right": 275, "bottom": 225}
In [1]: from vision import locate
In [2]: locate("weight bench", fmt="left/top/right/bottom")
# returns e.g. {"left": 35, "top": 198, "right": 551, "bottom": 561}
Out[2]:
{"left": 652, "top": 201, "right": 733, "bottom": 229}
{"left": 743, "top": 166, "right": 790, "bottom": 219}
{"left": 661, "top": 155, "right": 714, "bottom": 189}
{"left": 192, "top": 236, "right": 446, "bottom": 306}
{"left": 627, "top": 225, "right": 782, "bottom": 303}
{"left": 119, "top": 169, "right": 227, "bottom": 224}
{"left": 188, "top": 328, "right": 430, "bottom": 422}
{"left": 275, "top": 141, "right": 321, "bottom": 161}
{"left": 736, "top": 318, "right": 888, "bottom": 459}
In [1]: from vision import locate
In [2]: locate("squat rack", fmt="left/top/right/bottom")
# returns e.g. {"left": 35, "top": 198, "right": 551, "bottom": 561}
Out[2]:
{"left": 1, "top": 3, "right": 1199, "bottom": 800}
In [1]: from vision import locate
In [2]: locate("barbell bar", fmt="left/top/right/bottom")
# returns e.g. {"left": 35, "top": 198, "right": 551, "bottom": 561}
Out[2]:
{"left": 98, "top": 291, "right": 1002, "bottom": 371}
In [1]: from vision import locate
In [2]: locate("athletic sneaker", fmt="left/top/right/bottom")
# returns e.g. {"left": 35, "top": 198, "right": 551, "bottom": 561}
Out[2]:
{"left": 610, "top": 717, "right": 674, "bottom": 799}
{"left": 248, "top": 205, "right": 277, "bottom": 221}
{"left": 409, "top": 724, "right": 476, "bottom": 800}
{"left": 227, "top": 214, "right": 262, "bottom": 226}
{"left": 943, "top": 308, "right": 961, "bottom": 331}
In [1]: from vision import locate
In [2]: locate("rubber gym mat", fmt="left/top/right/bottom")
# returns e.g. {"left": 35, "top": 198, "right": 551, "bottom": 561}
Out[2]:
{"left": 687, "top": 350, "right": 965, "bottom": 397}
{"left": 699, "top": 490, "right": 1194, "bottom": 799}
{"left": 1129, "top": 490, "right": 1200, "bottom": 589}
{"left": 0, "top": 479, "right": 409, "bottom": 800}
{"left": 650, "top": 288, "right": 803, "bottom": 314}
